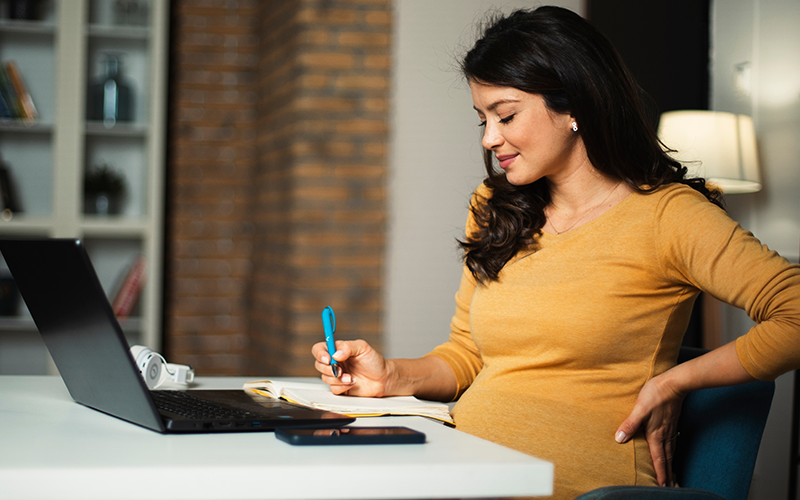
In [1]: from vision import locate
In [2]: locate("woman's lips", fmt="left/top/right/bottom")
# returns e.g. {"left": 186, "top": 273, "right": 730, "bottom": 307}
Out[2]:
{"left": 496, "top": 154, "right": 518, "bottom": 169}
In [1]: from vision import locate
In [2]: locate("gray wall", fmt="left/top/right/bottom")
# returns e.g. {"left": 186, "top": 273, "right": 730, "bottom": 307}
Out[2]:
{"left": 712, "top": 1, "right": 800, "bottom": 498}
{"left": 386, "top": 0, "right": 583, "bottom": 359}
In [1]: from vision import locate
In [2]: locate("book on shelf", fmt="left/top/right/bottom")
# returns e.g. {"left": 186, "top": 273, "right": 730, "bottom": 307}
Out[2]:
{"left": 243, "top": 379, "right": 454, "bottom": 425}
{"left": 0, "top": 60, "right": 37, "bottom": 121}
{"left": 0, "top": 84, "right": 13, "bottom": 118}
{"left": 0, "top": 160, "right": 23, "bottom": 213}
{"left": 111, "top": 255, "right": 146, "bottom": 319}
{"left": 4, "top": 61, "right": 38, "bottom": 120}
{"left": 0, "top": 64, "right": 22, "bottom": 119}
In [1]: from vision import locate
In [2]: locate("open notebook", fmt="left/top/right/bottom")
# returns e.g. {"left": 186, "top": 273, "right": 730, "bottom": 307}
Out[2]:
{"left": 244, "top": 379, "right": 454, "bottom": 425}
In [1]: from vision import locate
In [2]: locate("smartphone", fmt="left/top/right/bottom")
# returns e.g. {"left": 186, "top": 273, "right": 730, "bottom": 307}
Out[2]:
{"left": 275, "top": 426, "right": 426, "bottom": 445}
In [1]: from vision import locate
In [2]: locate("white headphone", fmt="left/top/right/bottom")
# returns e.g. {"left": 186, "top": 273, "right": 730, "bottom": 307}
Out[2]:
{"left": 130, "top": 345, "right": 195, "bottom": 389}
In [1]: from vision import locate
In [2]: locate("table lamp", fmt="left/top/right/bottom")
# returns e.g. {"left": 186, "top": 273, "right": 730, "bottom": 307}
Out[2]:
{"left": 657, "top": 110, "right": 761, "bottom": 194}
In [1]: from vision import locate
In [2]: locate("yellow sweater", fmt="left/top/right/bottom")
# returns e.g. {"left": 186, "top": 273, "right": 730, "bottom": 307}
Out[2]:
{"left": 428, "top": 183, "right": 800, "bottom": 499}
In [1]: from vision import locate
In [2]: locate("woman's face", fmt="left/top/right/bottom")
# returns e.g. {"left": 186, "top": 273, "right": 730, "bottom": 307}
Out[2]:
{"left": 470, "top": 82, "right": 586, "bottom": 186}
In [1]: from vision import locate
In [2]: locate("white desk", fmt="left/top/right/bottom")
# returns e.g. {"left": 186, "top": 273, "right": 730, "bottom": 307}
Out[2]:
{"left": 0, "top": 376, "right": 553, "bottom": 500}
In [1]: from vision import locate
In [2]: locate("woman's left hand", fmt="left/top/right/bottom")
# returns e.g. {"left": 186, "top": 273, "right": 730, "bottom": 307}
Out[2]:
{"left": 615, "top": 373, "right": 686, "bottom": 488}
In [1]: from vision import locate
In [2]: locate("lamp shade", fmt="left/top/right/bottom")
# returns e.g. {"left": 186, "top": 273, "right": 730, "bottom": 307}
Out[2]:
{"left": 657, "top": 110, "right": 761, "bottom": 194}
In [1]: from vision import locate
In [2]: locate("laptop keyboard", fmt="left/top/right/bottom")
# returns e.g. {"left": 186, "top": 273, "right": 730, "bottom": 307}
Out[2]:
{"left": 151, "top": 390, "right": 256, "bottom": 420}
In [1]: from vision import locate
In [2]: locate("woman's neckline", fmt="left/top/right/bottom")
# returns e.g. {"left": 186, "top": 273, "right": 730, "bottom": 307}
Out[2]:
{"left": 540, "top": 186, "right": 636, "bottom": 237}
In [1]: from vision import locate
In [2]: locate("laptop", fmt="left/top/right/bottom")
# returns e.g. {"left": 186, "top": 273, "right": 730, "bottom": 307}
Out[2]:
{"left": 0, "top": 238, "right": 355, "bottom": 433}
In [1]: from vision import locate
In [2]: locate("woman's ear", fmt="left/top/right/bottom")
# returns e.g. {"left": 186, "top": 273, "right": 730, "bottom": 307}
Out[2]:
{"left": 565, "top": 112, "right": 579, "bottom": 133}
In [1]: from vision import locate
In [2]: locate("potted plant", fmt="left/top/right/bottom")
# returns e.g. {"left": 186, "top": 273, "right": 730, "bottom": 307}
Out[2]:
{"left": 84, "top": 164, "right": 126, "bottom": 215}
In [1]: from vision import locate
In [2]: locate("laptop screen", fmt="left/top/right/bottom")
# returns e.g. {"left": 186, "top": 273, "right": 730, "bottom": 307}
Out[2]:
{"left": 0, "top": 238, "right": 165, "bottom": 431}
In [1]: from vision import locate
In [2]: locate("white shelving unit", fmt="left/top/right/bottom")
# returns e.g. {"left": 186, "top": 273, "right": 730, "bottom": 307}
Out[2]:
{"left": 0, "top": 0, "right": 168, "bottom": 374}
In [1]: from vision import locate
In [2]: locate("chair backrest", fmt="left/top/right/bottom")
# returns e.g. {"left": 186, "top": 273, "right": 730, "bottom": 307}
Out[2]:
{"left": 673, "top": 346, "right": 775, "bottom": 500}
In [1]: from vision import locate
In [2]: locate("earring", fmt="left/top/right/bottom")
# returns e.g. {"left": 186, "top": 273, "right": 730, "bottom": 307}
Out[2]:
{"left": 571, "top": 122, "right": 578, "bottom": 132}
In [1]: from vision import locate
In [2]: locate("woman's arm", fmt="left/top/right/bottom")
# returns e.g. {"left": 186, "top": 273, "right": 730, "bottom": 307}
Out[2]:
{"left": 615, "top": 340, "right": 757, "bottom": 487}
{"left": 627, "top": 186, "right": 800, "bottom": 487}
{"left": 659, "top": 340, "right": 756, "bottom": 392}
{"left": 312, "top": 187, "right": 487, "bottom": 402}
{"left": 385, "top": 354, "right": 459, "bottom": 401}
{"left": 312, "top": 339, "right": 458, "bottom": 401}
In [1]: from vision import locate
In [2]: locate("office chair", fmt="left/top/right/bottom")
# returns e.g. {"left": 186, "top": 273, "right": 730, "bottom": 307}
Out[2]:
{"left": 576, "top": 346, "right": 775, "bottom": 500}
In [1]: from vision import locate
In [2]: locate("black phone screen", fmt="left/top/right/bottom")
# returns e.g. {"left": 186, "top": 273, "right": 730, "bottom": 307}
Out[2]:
{"left": 275, "top": 426, "right": 426, "bottom": 445}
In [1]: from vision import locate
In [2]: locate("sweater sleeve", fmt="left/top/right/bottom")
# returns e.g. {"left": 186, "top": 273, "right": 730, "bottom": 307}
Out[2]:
{"left": 655, "top": 186, "right": 800, "bottom": 380}
{"left": 427, "top": 264, "right": 483, "bottom": 399}
{"left": 426, "top": 185, "right": 488, "bottom": 399}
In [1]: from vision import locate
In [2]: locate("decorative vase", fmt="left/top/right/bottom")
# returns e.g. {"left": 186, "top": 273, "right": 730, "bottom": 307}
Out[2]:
{"left": 84, "top": 191, "right": 123, "bottom": 215}
{"left": 87, "top": 53, "right": 133, "bottom": 127}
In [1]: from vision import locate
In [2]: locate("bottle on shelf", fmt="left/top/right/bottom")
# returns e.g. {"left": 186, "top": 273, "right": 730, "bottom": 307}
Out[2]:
{"left": 114, "top": 0, "right": 149, "bottom": 26}
{"left": 7, "top": 0, "right": 42, "bottom": 21}
{"left": 87, "top": 53, "right": 134, "bottom": 128}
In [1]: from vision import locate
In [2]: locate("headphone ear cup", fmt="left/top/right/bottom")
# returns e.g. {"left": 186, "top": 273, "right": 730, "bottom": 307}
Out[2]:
{"left": 130, "top": 345, "right": 163, "bottom": 389}
{"left": 130, "top": 345, "right": 146, "bottom": 362}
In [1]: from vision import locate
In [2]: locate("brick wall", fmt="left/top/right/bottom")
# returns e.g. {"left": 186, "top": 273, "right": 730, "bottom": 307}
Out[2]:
{"left": 166, "top": 0, "right": 390, "bottom": 376}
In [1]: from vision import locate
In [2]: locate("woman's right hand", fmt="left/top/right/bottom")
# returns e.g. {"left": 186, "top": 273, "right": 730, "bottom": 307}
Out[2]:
{"left": 311, "top": 339, "right": 394, "bottom": 397}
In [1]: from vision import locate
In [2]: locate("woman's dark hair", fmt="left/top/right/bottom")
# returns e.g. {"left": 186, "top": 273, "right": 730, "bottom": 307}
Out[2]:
{"left": 458, "top": 6, "right": 723, "bottom": 284}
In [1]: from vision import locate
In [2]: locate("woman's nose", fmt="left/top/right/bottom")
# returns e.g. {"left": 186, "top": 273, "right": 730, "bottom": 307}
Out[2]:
{"left": 482, "top": 123, "right": 503, "bottom": 150}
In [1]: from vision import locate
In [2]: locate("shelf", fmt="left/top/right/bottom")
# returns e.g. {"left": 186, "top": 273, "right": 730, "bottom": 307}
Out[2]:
{"left": 115, "top": 316, "right": 143, "bottom": 334}
{"left": 86, "top": 120, "right": 148, "bottom": 137}
{"left": 0, "top": 20, "right": 56, "bottom": 36}
{"left": 0, "top": 315, "right": 143, "bottom": 334}
{"left": 0, "top": 215, "right": 53, "bottom": 235}
{"left": 0, "top": 121, "right": 54, "bottom": 133}
{"left": 81, "top": 216, "right": 150, "bottom": 236}
{"left": 0, "top": 316, "right": 36, "bottom": 332}
{"left": 0, "top": 0, "right": 168, "bottom": 373}
{"left": 87, "top": 24, "right": 149, "bottom": 40}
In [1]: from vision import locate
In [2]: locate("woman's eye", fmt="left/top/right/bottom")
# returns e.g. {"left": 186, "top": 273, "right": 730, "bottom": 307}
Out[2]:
{"left": 499, "top": 114, "right": 515, "bottom": 124}
{"left": 478, "top": 120, "right": 486, "bottom": 127}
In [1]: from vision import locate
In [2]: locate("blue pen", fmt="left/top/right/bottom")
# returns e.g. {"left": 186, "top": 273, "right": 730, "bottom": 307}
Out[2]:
{"left": 322, "top": 306, "right": 340, "bottom": 378}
